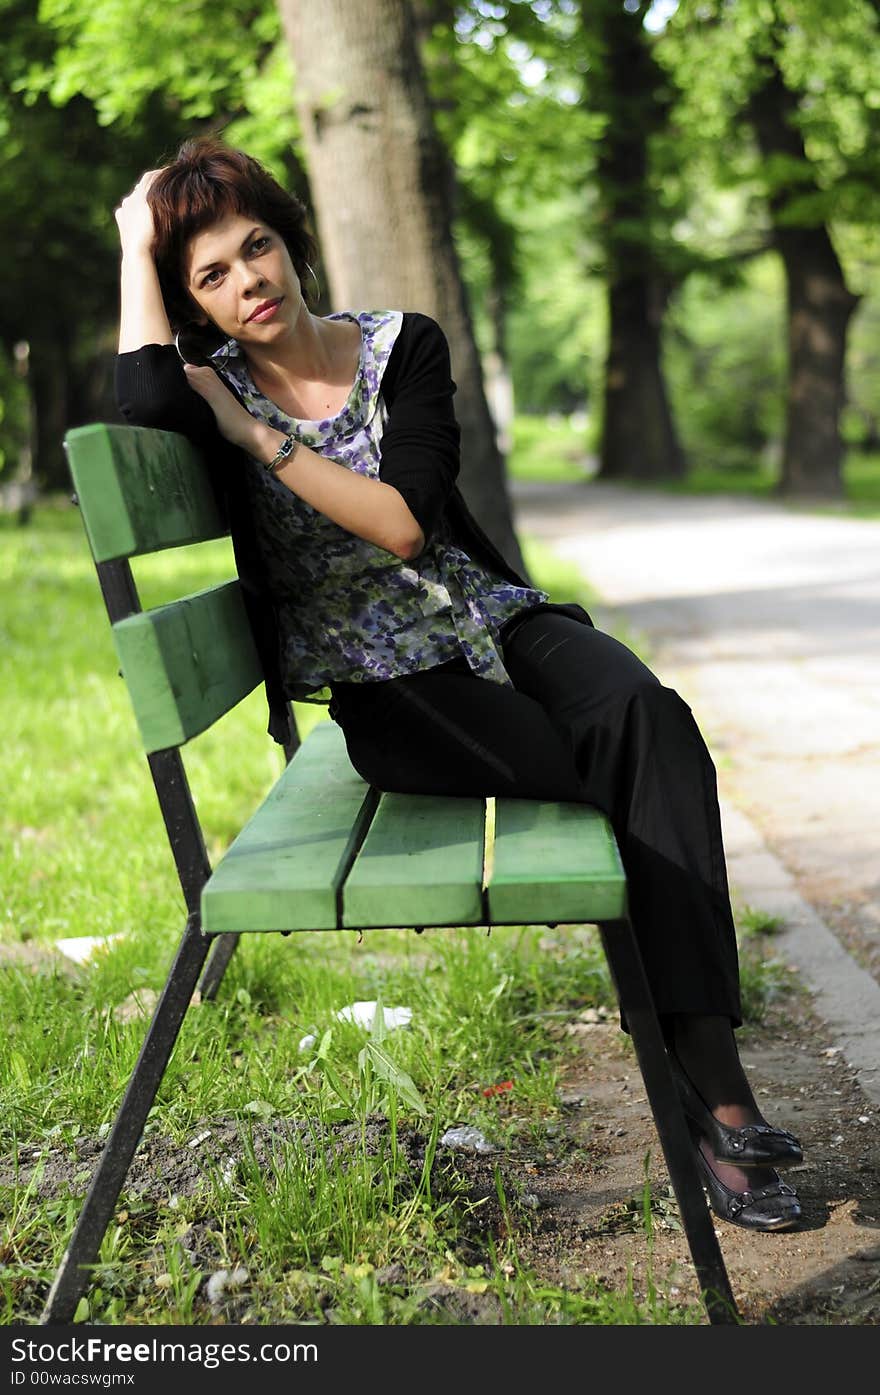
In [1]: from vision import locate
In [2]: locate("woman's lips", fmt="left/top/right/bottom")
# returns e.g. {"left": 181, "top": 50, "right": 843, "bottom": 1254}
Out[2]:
{"left": 247, "top": 298, "right": 282, "bottom": 323}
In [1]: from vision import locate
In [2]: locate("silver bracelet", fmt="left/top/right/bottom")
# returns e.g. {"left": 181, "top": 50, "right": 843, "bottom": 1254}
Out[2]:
{"left": 266, "top": 433, "right": 298, "bottom": 475}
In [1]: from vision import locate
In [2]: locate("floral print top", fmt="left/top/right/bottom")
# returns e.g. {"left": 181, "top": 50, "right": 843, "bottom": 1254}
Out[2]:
{"left": 212, "top": 310, "right": 548, "bottom": 700}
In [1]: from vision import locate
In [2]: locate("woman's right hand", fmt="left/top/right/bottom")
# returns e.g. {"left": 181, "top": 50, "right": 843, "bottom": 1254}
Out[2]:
{"left": 114, "top": 169, "right": 165, "bottom": 258}
{"left": 116, "top": 168, "right": 176, "bottom": 352}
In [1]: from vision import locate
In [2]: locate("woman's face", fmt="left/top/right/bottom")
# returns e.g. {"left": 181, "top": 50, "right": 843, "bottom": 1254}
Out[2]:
{"left": 184, "top": 211, "right": 304, "bottom": 346}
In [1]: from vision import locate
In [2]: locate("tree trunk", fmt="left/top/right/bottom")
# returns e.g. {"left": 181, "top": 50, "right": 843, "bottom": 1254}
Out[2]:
{"left": 278, "top": 0, "right": 528, "bottom": 575}
{"left": 601, "top": 274, "right": 683, "bottom": 481}
{"left": 747, "top": 57, "right": 859, "bottom": 498}
{"left": 30, "top": 337, "right": 71, "bottom": 494}
{"left": 584, "top": 0, "right": 685, "bottom": 482}
{"left": 482, "top": 283, "right": 514, "bottom": 456}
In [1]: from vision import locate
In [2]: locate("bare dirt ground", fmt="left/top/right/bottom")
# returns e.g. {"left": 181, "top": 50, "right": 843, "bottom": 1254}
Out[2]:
{"left": 516, "top": 992, "right": 880, "bottom": 1326}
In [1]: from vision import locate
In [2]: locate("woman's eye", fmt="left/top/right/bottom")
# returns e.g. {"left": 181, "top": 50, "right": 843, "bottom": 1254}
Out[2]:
{"left": 203, "top": 269, "right": 222, "bottom": 287}
{"left": 251, "top": 236, "right": 270, "bottom": 253}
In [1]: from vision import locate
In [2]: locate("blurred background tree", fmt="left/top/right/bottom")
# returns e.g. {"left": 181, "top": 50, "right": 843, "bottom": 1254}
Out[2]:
{"left": 2, "top": 0, "right": 879, "bottom": 520}
{"left": 662, "top": 0, "right": 880, "bottom": 496}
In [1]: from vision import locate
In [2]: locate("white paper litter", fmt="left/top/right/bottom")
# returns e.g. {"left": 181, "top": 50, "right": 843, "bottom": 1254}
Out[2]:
{"left": 298, "top": 1001, "right": 413, "bottom": 1052}
{"left": 54, "top": 934, "right": 125, "bottom": 964}
{"left": 440, "top": 1125, "right": 497, "bottom": 1154}
{"left": 206, "top": 1266, "right": 249, "bottom": 1306}
{"left": 336, "top": 1001, "right": 412, "bottom": 1030}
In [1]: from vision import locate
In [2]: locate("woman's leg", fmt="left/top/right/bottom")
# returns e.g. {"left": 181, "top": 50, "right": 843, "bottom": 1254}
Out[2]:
{"left": 337, "top": 637, "right": 740, "bottom": 1015}
{"left": 502, "top": 612, "right": 741, "bottom": 1024}
{"left": 500, "top": 612, "right": 800, "bottom": 1196}
{"left": 332, "top": 655, "right": 584, "bottom": 800}
{"left": 336, "top": 630, "right": 741, "bottom": 1022}
{"left": 333, "top": 628, "right": 800, "bottom": 1203}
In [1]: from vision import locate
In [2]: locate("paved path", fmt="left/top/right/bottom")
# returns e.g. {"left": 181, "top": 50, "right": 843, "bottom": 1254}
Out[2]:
{"left": 512, "top": 480, "right": 880, "bottom": 1103}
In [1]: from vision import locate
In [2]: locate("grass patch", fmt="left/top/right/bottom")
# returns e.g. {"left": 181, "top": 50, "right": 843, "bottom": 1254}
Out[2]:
{"left": 508, "top": 414, "right": 594, "bottom": 483}
{"left": 642, "top": 453, "right": 880, "bottom": 517}
{"left": 520, "top": 537, "right": 653, "bottom": 669}
{"left": 506, "top": 416, "right": 880, "bottom": 518}
{"left": 737, "top": 905, "right": 784, "bottom": 939}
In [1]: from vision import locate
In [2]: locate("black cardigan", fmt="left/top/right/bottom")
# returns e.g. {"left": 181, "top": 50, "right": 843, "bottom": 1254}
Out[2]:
{"left": 115, "top": 312, "right": 565, "bottom": 744}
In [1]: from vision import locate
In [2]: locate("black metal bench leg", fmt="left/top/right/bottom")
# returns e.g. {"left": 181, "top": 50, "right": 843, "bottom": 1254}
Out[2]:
{"left": 598, "top": 917, "right": 740, "bottom": 1326}
{"left": 197, "top": 932, "right": 240, "bottom": 1001}
{"left": 40, "top": 913, "right": 210, "bottom": 1324}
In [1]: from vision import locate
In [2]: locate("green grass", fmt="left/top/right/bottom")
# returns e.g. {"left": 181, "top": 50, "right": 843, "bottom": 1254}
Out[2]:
{"left": 0, "top": 505, "right": 783, "bottom": 1327}
{"left": 507, "top": 414, "right": 880, "bottom": 517}
{"left": 643, "top": 454, "right": 880, "bottom": 517}
{"left": 507, "top": 414, "right": 595, "bottom": 483}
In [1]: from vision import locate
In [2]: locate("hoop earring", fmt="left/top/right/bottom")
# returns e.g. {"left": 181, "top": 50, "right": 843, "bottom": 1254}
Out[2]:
{"left": 304, "top": 262, "right": 321, "bottom": 301}
{"left": 175, "top": 321, "right": 233, "bottom": 370}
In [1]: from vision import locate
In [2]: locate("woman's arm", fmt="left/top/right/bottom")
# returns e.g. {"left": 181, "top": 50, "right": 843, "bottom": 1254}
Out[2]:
{"left": 173, "top": 313, "right": 461, "bottom": 562}
{"left": 115, "top": 343, "right": 227, "bottom": 447}
{"left": 376, "top": 314, "right": 461, "bottom": 546}
{"left": 118, "top": 249, "right": 174, "bottom": 353}
{"left": 116, "top": 301, "right": 425, "bottom": 557}
{"left": 116, "top": 170, "right": 174, "bottom": 352}
{"left": 114, "top": 170, "right": 225, "bottom": 447}
{"left": 181, "top": 366, "right": 425, "bottom": 561}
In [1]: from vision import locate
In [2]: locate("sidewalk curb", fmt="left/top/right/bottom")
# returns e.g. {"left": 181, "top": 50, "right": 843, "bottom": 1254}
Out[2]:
{"left": 722, "top": 798, "right": 880, "bottom": 1108}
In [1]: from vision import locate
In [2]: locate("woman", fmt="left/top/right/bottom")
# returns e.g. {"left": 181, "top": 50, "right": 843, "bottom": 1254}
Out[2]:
{"left": 114, "top": 136, "right": 803, "bottom": 1232}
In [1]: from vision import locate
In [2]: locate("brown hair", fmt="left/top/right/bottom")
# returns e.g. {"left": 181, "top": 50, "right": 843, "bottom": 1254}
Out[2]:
{"left": 148, "top": 136, "right": 317, "bottom": 331}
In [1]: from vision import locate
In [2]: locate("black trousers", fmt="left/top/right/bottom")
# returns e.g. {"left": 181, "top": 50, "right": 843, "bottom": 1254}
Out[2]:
{"left": 330, "top": 609, "right": 742, "bottom": 1026}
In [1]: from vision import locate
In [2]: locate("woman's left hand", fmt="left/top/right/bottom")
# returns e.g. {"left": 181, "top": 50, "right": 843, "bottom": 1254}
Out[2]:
{"left": 182, "top": 364, "right": 259, "bottom": 452}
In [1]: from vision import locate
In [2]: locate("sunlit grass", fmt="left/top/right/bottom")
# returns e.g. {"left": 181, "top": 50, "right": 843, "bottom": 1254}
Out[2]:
{"left": 507, "top": 413, "right": 594, "bottom": 482}
{"left": 506, "top": 414, "right": 880, "bottom": 517}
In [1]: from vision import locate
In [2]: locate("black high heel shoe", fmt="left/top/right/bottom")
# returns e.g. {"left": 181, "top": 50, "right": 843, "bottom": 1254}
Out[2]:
{"left": 670, "top": 1053, "right": 803, "bottom": 1168}
{"left": 695, "top": 1147, "right": 802, "bottom": 1232}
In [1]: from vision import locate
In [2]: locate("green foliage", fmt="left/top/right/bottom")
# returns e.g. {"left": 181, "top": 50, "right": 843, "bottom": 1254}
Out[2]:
{"left": 0, "top": 1, "right": 126, "bottom": 344}
{"left": 665, "top": 255, "right": 786, "bottom": 472}
{"left": 430, "top": 1, "right": 596, "bottom": 203}
{"left": 422, "top": 2, "right": 603, "bottom": 412}
{"left": 3, "top": 0, "right": 880, "bottom": 488}
{"left": 842, "top": 255, "right": 880, "bottom": 442}
{"left": 20, "top": 0, "right": 301, "bottom": 168}
{"left": 505, "top": 193, "right": 603, "bottom": 414}
{"left": 662, "top": 0, "right": 880, "bottom": 246}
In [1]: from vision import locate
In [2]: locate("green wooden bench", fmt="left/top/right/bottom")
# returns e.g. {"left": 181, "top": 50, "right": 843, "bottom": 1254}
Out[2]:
{"left": 41, "top": 422, "right": 740, "bottom": 1326}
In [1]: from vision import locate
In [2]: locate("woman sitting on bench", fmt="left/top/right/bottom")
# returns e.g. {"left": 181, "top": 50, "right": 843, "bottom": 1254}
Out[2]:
{"left": 114, "top": 136, "right": 803, "bottom": 1233}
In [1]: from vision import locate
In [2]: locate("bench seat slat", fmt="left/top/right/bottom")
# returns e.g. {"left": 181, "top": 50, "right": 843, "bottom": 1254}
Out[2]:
{"left": 342, "top": 793, "right": 485, "bottom": 929}
{"left": 112, "top": 580, "right": 262, "bottom": 752}
{"left": 67, "top": 424, "right": 226, "bottom": 563}
{"left": 488, "top": 800, "right": 627, "bottom": 924}
{"left": 201, "top": 723, "right": 372, "bottom": 933}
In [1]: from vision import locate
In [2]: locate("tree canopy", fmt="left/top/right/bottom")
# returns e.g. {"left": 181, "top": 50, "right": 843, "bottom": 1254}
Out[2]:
{"left": 2, "top": 0, "right": 879, "bottom": 496}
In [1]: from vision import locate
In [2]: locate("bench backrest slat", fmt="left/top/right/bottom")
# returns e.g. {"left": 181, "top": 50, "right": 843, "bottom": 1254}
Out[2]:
{"left": 112, "top": 581, "right": 262, "bottom": 752}
{"left": 67, "top": 423, "right": 226, "bottom": 562}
